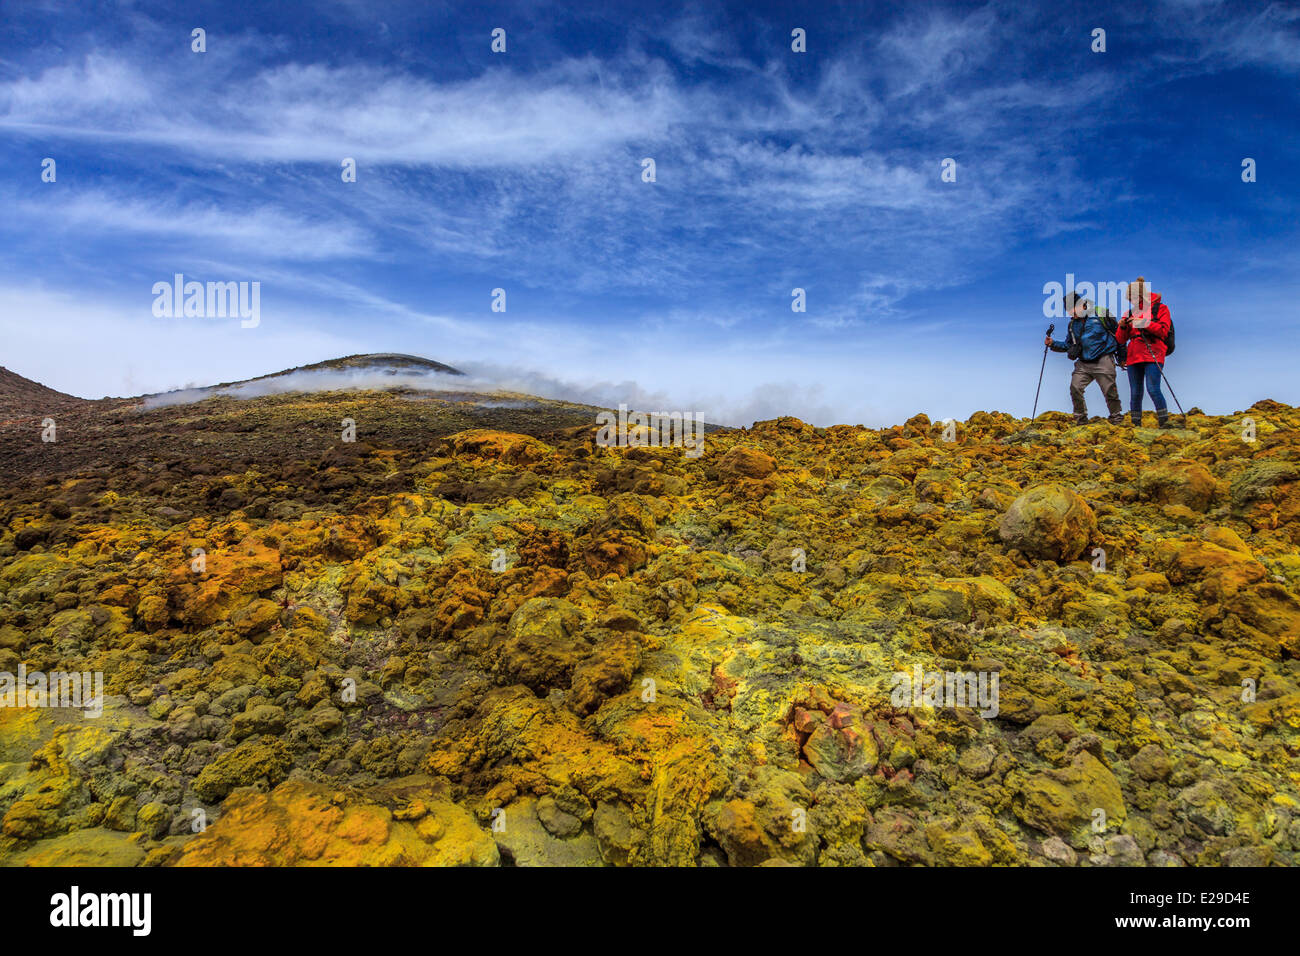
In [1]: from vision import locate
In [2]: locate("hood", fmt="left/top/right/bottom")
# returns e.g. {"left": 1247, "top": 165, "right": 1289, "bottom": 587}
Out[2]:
{"left": 1128, "top": 291, "right": 1161, "bottom": 317}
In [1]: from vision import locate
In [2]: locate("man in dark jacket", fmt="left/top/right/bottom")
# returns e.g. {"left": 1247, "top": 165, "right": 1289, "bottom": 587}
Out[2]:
{"left": 1046, "top": 292, "right": 1124, "bottom": 425}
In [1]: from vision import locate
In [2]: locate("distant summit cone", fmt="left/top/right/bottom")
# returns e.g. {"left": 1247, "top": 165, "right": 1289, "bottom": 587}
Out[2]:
{"left": 143, "top": 353, "right": 467, "bottom": 406}
{"left": 246, "top": 353, "right": 465, "bottom": 382}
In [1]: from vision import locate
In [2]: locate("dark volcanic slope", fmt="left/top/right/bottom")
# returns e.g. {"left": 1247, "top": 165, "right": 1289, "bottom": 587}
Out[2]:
{"left": 0, "top": 366, "right": 90, "bottom": 422}
{"left": 0, "top": 355, "right": 599, "bottom": 483}
{"left": 0, "top": 387, "right": 605, "bottom": 485}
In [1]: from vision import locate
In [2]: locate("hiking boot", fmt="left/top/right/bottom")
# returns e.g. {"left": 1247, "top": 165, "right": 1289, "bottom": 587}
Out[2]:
{"left": 1130, "top": 412, "right": 1142, "bottom": 427}
{"left": 1108, "top": 413, "right": 1124, "bottom": 426}
{"left": 1157, "top": 410, "right": 1172, "bottom": 429}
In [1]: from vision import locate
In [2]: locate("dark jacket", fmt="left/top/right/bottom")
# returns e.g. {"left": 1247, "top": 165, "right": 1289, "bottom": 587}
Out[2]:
{"left": 1051, "top": 309, "right": 1119, "bottom": 362}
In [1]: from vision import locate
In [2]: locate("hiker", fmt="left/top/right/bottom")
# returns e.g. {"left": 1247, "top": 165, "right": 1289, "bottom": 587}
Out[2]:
{"left": 1116, "top": 276, "right": 1173, "bottom": 428}
{"left": 1044, "top": 291, "right": 1124, "bottom": 425}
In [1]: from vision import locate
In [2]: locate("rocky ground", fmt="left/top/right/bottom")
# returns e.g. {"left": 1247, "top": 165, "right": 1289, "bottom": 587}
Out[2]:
{"left": 1, "top": 370, "right": 1298, "bottom": 866}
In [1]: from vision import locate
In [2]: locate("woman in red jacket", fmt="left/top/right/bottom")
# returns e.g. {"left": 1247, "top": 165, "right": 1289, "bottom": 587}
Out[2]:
{"left": 1116, "top": 276, "right": 1173, "bottom": 428}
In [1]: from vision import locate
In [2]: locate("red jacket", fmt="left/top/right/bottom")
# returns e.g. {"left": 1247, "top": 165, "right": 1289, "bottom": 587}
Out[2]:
{"left": 1117, "top": 293, "right": 1171, "bottom": 365}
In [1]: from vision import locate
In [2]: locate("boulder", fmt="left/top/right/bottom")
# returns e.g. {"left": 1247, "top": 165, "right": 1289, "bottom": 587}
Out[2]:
{"left": 998, "top": 484, "right": 1097, "bottom": 561}
{"left": 1012, "top": 752, "right": 1126, "bottom": 847}
{"left": 1137, "top": 460, "right": 1217, "bottom": 512}
{"left": 716, "top": 446, "right": 775, "bottom": 480}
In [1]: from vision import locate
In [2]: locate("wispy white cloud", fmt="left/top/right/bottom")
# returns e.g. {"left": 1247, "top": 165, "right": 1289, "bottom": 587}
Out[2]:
{"left": 0, "top": 8, "right": 1121, "bottom": 314}
{"left": 1, "top": 55, "right": 681, "bottom": 166}
{"left": 13, "top": 190, "right": 370, "bottom": 260}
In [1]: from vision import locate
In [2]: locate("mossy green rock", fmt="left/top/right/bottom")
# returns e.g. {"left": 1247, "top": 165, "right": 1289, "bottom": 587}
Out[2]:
{"left": 192, "top": 736, "right": 294, "bottom": 803}
{"left": 1012, "top": 752, "right": 1126, "bottom": 847}
{"left": 998, "top": 483, "right": 1097, "bottom": 561}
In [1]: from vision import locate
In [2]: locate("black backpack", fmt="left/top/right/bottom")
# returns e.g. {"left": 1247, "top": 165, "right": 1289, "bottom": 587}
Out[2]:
{"left": 1092, "top": 308, "right": 1126, "bottom": 365}
{"left": 1147, "top": 302, "right": 1176, "bottom": 356}
{"left": 1111, "top": 313, "right": 1128, "bottom": 367}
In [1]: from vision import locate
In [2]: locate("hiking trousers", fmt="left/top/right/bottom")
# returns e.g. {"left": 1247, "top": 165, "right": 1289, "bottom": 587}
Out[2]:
{"left": 1069, "top": 353, "right": 1123, "bottom": 424}
{"left": 1127, "top": 361, "right": 1167, "bottom": 420}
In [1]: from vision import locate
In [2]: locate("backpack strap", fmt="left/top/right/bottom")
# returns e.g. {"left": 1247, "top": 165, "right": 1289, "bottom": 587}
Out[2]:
{"left": 1140, "top": 301, "right": 1166, "bottom": 339}
{"left": 1064, "top": 315, "right": 1083, "bottom": 350}
{"left": 1078, "top": 308, "right": 1116, "bottom": 338}
{"left": 1134, "top": 303, "right": 1167, "bottom": 359}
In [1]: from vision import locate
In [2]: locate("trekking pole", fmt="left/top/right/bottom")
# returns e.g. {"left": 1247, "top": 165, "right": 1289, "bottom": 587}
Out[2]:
{"left": 1139, "top": 330, "right": 1185, "bottom": 415}
{"left": 1156, "top": 365, "right": 1185, "bottom": 415}
{"left": 1031, "top": 323, "right": 1054, "bottom": 420}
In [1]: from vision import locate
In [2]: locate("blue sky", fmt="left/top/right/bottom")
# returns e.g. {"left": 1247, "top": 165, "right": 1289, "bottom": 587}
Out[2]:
{"left": 1, "top": 0, "right": 1297, "bottom": 426}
